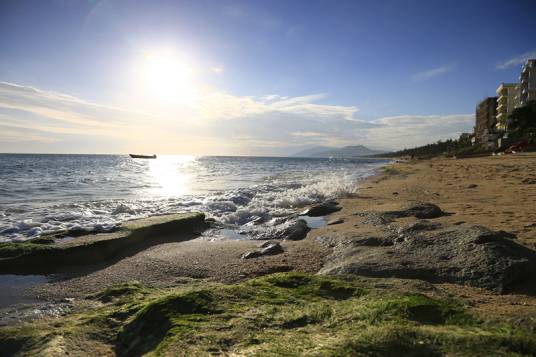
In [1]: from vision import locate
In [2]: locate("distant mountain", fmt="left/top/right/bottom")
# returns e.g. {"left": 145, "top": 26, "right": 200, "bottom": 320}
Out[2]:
{"left": 292, "top": 145, "right": 384, "bottom": 158}
{"left": 291, "top": 146, "right": 337, "bottom": 158}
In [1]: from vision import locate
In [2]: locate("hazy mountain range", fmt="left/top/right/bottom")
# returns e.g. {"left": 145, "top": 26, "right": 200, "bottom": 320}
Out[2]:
{"left": 292, "top": 145, "right": 384, "bottom": 158}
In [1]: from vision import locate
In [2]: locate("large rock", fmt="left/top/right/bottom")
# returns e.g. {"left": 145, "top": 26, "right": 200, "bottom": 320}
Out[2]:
{"left": 300, "top": 201, "right": 342, "bottom": 217}
{"left": 320, "top": 225, "right": 536, "bottom": 293}
{"left": 0, "top": 213, "right": 207, "bottom": 274}
{"left": 384, "top": 203, "right": 444, "bottom": 219}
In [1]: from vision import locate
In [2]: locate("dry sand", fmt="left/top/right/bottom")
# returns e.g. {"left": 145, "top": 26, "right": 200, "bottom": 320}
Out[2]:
{"left": 312, "top": 152, "right": 536, "bottom": 247}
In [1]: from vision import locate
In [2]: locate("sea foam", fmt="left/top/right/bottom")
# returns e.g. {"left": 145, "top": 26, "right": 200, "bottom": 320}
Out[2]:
{"left": 0, "top": 155, "right": 387, "bottom": 241}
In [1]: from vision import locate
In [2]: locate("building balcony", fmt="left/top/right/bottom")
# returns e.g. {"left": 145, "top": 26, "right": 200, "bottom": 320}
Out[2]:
{"left": 497, "top": 95, "right": 507, "bottom": 103}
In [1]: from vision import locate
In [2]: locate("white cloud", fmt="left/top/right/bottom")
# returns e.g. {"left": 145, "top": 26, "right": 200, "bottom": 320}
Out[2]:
{"left": 365, "top": 114, "right": 474, "bottom": 149}
{"left": 0, "top": 81, "right": 149, "bottom": 131}
{"left": 291, "top": 131, "right": 325, "bottom": 137}
{"left": 496, "top": 50, "right": 536, "bottom": 69}
{"left": 209, "top": 66, "right": 224, "bottom": 74}
{"left": 0, "top": 126, "right": 58, "bottom": 143}
{"left": 0, "top": 81, "right": 474, "bottom": 155}
{"left": 412, "top": 64, "right": 455, "bottom": 81}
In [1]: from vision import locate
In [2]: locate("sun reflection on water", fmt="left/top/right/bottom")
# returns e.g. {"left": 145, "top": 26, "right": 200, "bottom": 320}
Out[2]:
{"left": 146, "top": 155, "right": 195, "bottom": 197}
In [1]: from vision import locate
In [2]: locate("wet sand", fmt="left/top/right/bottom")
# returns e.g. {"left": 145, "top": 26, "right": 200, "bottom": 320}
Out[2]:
{"left": 31, "top": 236, "right": 329, "bottom": 301}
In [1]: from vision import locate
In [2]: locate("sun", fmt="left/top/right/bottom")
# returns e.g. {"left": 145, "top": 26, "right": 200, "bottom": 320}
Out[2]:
{"left": 142, "top": 50, "right": 199, "bottom": 106}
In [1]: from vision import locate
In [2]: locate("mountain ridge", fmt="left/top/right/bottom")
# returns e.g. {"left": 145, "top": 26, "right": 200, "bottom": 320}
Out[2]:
{"left": 292, "top": 145, "right": 384, "bottom": 158}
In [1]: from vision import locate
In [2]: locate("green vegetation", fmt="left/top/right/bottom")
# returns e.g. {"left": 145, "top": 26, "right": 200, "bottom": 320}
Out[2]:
{"left": 380, "top": 101, "right": 536, "bottom": 159}
{"left": 508, "top": 100, "right": 536, "bottom": 143}
{"left": 0, "top": 240, "right": 56, "bottom": 259}
{"left": 380, "top": 134, "right": 475, "bottom": 159}
{"left": 382, "top": 165, "right": 401, "bottom": 175}
{"left": 2, "top": 272, "right": 535, "bottom": 356}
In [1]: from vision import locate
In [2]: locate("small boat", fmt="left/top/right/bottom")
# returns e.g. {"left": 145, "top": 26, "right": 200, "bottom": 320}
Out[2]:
{"left": 129, "top": 154, "right": 157, "bottom": 159}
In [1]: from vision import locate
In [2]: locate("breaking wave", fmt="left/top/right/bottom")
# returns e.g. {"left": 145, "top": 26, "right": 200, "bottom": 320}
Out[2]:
{"left": 0, "top": 154, "right": 387, "bottom": 241}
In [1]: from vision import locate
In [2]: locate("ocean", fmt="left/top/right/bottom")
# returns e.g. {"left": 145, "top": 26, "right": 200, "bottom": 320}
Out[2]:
{"left": 0, "top": 154, "right": 389, "bottom": 242}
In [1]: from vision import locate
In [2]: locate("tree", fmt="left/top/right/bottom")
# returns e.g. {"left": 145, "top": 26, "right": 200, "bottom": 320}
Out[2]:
{"left": 508, "top": 101, "right": 536, "bottom": 139}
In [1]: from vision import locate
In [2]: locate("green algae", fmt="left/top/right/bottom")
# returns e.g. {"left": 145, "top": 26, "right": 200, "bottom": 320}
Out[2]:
{"left": 1, "top": 272, "right": 535, "bottom": 356}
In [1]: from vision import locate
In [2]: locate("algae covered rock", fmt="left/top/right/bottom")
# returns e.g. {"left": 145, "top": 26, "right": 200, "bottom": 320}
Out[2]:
{"left": 4, "top": 272, "right": 536, "bottom": 356}
{"left": 0, "top": 212, "right": 206, "bottom": 274}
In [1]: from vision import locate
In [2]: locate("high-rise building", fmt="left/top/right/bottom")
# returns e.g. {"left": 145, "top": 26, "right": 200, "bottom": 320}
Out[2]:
{"left": 495, "top": 83, "right": 519, "bottom": 132}
{"left": 475, "top": 97, "right": 497, "bottom": 147}
{"left": 518, "top": 59, "right": 536, "bottom": 106}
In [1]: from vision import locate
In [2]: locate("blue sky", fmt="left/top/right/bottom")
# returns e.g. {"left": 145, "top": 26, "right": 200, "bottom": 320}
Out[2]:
{"left": 1, "top": 0, "right": 535, "bottom": 155}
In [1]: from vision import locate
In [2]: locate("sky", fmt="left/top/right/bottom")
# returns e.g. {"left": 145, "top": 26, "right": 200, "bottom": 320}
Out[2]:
{"left": 1, "top": 0, "right": 535, "bottom": 155}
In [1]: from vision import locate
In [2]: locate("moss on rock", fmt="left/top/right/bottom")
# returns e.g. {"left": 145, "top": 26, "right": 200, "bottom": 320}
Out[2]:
{"left": 0, "top": 213, "right": 206, "bottom": 274}
{"left": 1, "top": 272, "right": 535, "bottom": 356}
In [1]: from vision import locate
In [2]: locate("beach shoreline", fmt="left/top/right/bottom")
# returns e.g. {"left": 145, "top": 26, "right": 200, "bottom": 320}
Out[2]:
{"left": 1, "top": 153, "right": 536, "bottom": 355}
{"left": 2, "top": 153, "right": 536, "bottom": 304}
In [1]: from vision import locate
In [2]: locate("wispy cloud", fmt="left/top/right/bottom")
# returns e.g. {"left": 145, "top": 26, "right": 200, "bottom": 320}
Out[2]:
{"left": 412, "top": 64, "right": 455, "bottom": 81}
{"left": 209, "top": 66, "right": 224, "bottom": 74}
{"left": 0, "top": 81, "right": 474, "bottom": 155}
{"left": 496, "top": 50, "right": 536, "bottom": 69}
{"left": 365, "top": 114, "right": 474, "bottom": 149}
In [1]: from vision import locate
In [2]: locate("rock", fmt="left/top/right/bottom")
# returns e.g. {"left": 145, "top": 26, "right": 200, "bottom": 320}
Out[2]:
{"left": 0, "top": 213, "right": 207, "bottom": 275}
{"left": 350, "top": 236, "right": 394, "bottom": 247}
{"left": 354, "top": 212, "right": 394, "bottom": 226}
{"left": 241, "top": 242, "right": 283, "bottom": 259}
{"left": 397, "top": 220, "right": 441, "bottom": 235}
{"left": 243, "top": 216, "right": 265, "bottom": 227}
{"left": 327, "top": 218, "right": 344, "bottom": 225}
{"left": 300, "top": 201, "right": 342, "bottom": 217}
{"left": 384, "top": 203, "right": 444, "bottom": 219}
{"left": 246, "top": 219, "right": 310, "bottom": 241}
{"left": 260, "top": 242, "right": 284, "bottom": 255}
{"left": 281, "top": 219, "right": 311, "bottom": 240}
{"left": 241, "top": 251, "right": 262, "bottom": 259}
{"left": 258, "top": 240, "right": 278, "bottom": 248}
{"left": 320, "top": 225, "right": 536, "bottom": 293}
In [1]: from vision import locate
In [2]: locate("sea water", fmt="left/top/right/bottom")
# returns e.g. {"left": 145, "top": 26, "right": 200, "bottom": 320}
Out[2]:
{"left": 0, "top": 154, "right": 388, "bottom": 241}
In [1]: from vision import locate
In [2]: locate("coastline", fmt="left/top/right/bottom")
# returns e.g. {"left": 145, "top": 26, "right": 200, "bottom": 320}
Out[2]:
{"left": 2, "top": 154, "right": 536, "bottom": 355}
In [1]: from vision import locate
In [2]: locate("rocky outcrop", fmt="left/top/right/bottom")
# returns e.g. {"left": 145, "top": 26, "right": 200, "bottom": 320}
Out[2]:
{"left": 384, "top": 203, "right": 445, "bottom": 219}
{"left": 320, "top": 224, "right": 536, "bottom": 293}
{"left": 300, "top": 201, "right": 342, "bottom": 217}
{"left": 0, "top": 213, "right": 207, "bottom": 275}
{"left": 241, "top": 241, "right": 284, "bottom": 259}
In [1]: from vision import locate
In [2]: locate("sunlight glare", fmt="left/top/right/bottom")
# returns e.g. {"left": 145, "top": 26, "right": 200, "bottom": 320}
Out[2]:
{"left": 147, "top": 155, "right": 195, "bottom": 197}
{"left": 142, "top": 50, "right": 199, "bottom": 106}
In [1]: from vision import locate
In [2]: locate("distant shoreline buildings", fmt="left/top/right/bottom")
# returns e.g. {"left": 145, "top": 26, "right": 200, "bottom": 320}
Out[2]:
{"left": 473, "top": 59, "right": 536, "bottom": 148}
